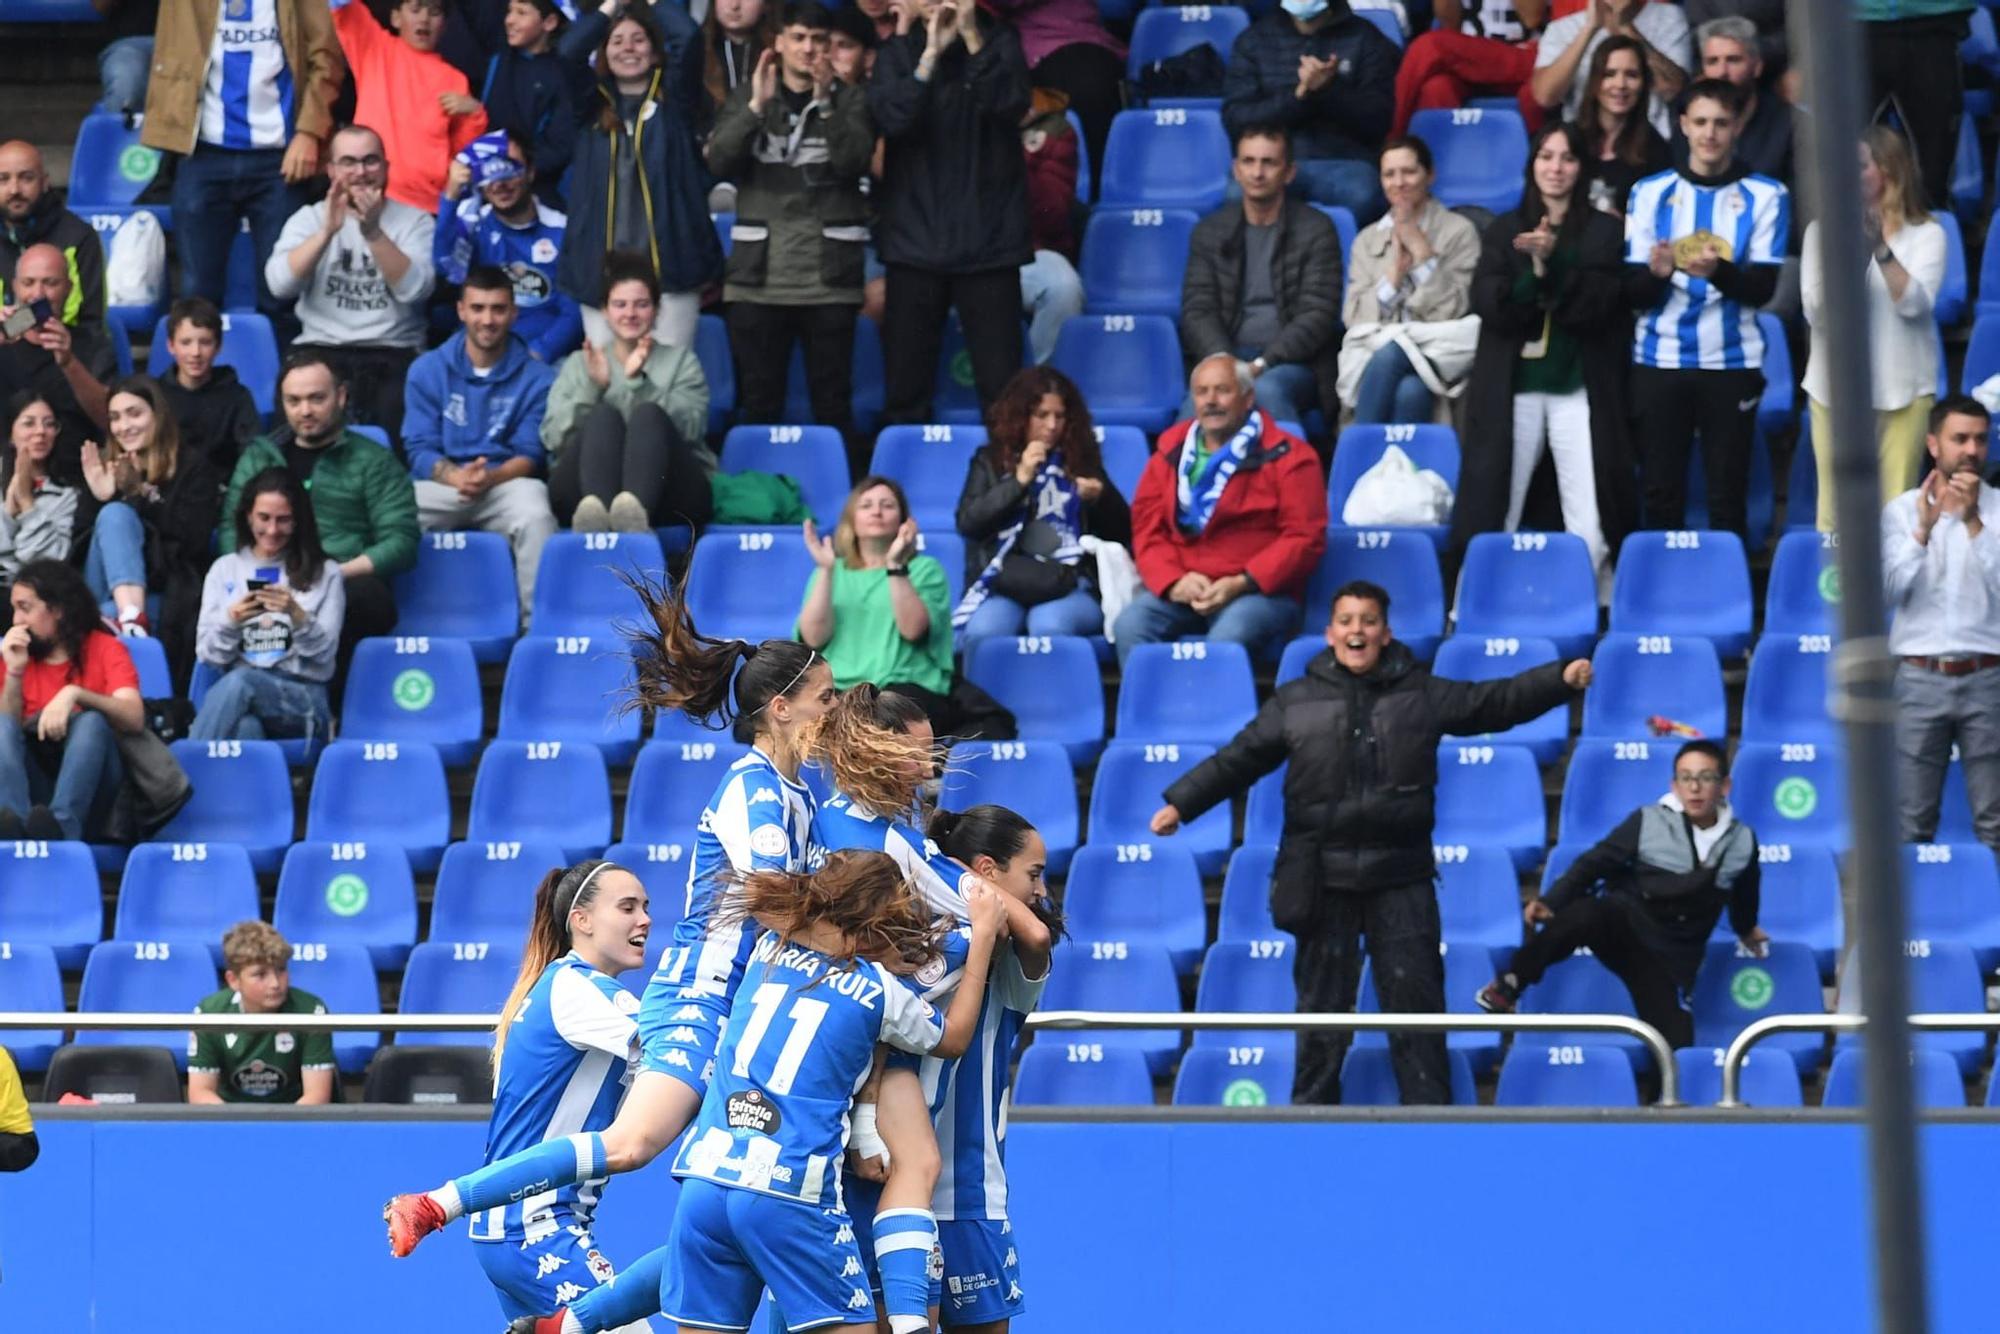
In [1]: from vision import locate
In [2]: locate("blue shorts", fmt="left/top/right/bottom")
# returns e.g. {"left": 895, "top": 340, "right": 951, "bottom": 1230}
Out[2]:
{"left": 473, "top": 1220, "right": 653, "bottom": 1330}
{"left": 660, "top": 1178, "right": 873, "bottom": 1332}
{"left": 937, "top": 1219, "right": 1025, "bottom": 1328}
{"left": 843, "top": 1176, "right": 943, "bottom": 1307}
{"left": 636, "top": 958, "right": 727, "bottom": 1096}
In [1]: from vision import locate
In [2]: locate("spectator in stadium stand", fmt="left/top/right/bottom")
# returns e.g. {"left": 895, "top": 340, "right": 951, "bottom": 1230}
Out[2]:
{"left": 1475, "top": 738, "right": 1766, "bottom": 1049}
{"left": 1622, "top": 77, "right": 1788, "bottom": 538}
{"left": 1220, "top": 0, "right": 1400, "bottom": 222}
{"left": 435, "top": 132, "right": 585, "bottom": 365}
{"left": 1802, "top": 128, "right": 1945, "bottom": 531}
{"left": 224, "top": 353, "right": 419, "bottom": 691}
{"left": 707, "top": 1, "right": 874, "bottom": 459}
{"left": 1181, "top": 124, "right": 1344, "bottom": 442}
{"left": 0, "top": 1044, "right": 32, "bottom": 1173}
{"left": 953, "top": 366, "right": 1131, "bottom": 652}
{"left": 0, "top": 245, "right": 114, "bottom": 484}
{"left": 0, "top": 393, "right": 83, "bottom": 596}
{"left": 541, "top": 251, "right": 714, "bottom": 532}
{"left": 704, "top": 0, "right": 783, "bottom": 116}
{"left": 154, "top": 298, "right": 261, "bottom": 478}
{"left": 1339, "top": 136, "right": 1481, "bottom": 426}
{"left": 97, "top": 0, "right": 160, "bottom": 124}
{"left": 868, "top": 0, "right": 1036, "bottom": 425}
{"left": 0, "top": 559, "right": 144, "bottom": 842}
{"left": 1450, "top": 122, "right": 1635, "bottom": 592}
{"left": 828, "top": 2, "right": 881, "bottom": 84}
{"left": 853, "top": 0, "right": 897, "bottom": 43}
{"left": 1883, "top": 396, "right": 2000, "bottom": 851}
{"left": 988, "top": 0, "right": 1126, "bottom": 192}
{"left": 140, "top": 0, "right": 345, "bottom": 325}
{"left": 188, "top": 921, "right": 336, "bottom": 1106}
{"left": 1018, "top": 90, "right": 1087, "bottom": 368}
{"left": 1684, "top": 0, "right": 1788, "bottom": 94}
{"left": 1670, "top": 15, "right": 1793, "bottom": 184}
{"left": 1575, "top": 35, "right": 1671, "bottom": 218}
{"left": 403, "top": 266, "right": 559, "bottom": 611}
{"left": 1112, "top": 353, "right": 1327, "bottom": 668}
{"left": 1391, "top": 0, "right": 1550, "bottom": 137}
{"left": 0, "top": 142, "right": 106, "bottom": 343}
{"left": 560, "top": 2, "right": 724, "bottom": 351}
{"left": 189, "top": 468, "right": 344, "bottom": 744}
{"left": 267, "top": 125, "right": 439, "bottom": 447}
{"left": 1531, "top": 0, "right": 1691, "bottom": 138}
{"left": 330, "top": 0, "right": 491, "bottom": 211}
{"left": 430, "top": 0, "right": 593, "bottom": 211}
{"left": 1150, "top": 577, "right": 1594, "bottom": 1104}
{"left": 1859, "top": 0, "right": 1977, "bottom": 211}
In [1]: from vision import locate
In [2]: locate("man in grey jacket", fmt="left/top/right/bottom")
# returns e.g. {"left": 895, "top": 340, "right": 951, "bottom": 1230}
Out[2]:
{"left": 1181, "top": 124, "right": 1344, "bottom": 445}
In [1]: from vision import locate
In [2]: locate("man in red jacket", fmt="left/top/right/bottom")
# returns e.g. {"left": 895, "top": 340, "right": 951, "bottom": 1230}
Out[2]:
{"left": 1113, "top": 352, "right": 1328, "bottom": 666}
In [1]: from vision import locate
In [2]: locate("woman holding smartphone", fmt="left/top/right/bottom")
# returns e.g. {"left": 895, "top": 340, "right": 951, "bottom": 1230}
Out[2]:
{"left": 188, "top": 468, "right": 345, "bottom": 743}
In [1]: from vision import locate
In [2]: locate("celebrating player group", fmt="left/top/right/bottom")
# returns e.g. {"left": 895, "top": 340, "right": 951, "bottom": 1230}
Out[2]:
{"left": 381, "top": 574, "right": 1062, "bottom": 1334}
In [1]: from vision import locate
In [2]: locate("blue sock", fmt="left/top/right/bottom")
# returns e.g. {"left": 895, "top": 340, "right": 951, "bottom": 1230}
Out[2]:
{"left": 447, "top": 1132, "right": 604, "bottom": 1215}
{"left": 563, "top": 1243, "right": 669, "bottom": 1332}
{"left": 873, "top": 1208, "right": 937, "bottom": 1334}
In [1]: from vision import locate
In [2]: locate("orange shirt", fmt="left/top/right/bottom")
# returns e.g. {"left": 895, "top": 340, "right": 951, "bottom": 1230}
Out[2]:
{"left": 332, "top": 1, "right": 488, "bottom": 211}
{"left": 0, "top": 631, "right": 139, "bottom": 720}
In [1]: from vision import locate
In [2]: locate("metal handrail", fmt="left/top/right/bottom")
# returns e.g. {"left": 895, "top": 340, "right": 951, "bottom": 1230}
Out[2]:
{"left": 0, "top": 1009, "right": 1684, "bottom": 1105}
{"left": 1718, "top": 1013, "right": 2000, "bottom": 1107}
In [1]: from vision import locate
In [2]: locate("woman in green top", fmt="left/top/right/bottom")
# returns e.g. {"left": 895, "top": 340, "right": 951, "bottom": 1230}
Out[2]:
{"left": 1450, "top": 120, "right": 1635, "bottom": 595}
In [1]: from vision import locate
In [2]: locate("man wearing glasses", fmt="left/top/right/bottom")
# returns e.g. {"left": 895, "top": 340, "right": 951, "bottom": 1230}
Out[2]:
{"left": 1475, "top": 739, "right": 1769, "bottom": 1049}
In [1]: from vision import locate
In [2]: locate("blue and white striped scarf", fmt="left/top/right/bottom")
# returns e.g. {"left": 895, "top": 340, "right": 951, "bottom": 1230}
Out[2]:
{"left": 950, "top": 453, "right": 1085, "bottom": 629}
{"left": 1176, "top": 410, "right": 1260, "bottom": 533}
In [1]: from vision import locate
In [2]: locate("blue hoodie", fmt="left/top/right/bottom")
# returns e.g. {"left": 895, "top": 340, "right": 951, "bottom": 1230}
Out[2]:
{"left": 401, "top": 330, "right": 557, "bottom": 481}
{"left": 434, "top": 195, "right": 585, "bottom": 364}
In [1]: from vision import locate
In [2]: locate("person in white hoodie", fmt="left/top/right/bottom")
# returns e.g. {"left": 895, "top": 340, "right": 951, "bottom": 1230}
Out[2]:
{"left": 189, "top": 468, "right": 345, "bottom": 743}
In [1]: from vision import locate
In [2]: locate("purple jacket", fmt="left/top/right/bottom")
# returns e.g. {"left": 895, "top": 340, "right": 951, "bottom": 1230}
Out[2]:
{"left": 988, "top": 0, "right": 1124, "bottom": 67}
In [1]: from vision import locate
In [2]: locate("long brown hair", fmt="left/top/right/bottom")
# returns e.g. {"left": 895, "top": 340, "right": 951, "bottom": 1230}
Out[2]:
{"left": 231, "top": 467, "right": 329, "bottom": 592}
{"left": 1864, "top": 124, "right": 1930, "bottom": 234}
{"left": 813, "top": 684, "right": 937, "bottom": 818}
{"left": 493, "top": 860, "right": 622, "bottom": 1069}
{"left": 593, "top": 9, "right": 666, "bottom": 133}
{"left": 107, "top": 375, "right": 183, "bottom": 490}
{"left": 720, "top": 850, "right": 948, "bottom": 977}
{"left": 702, "top": 0, "right": 780, "bottom": 111}
{"left": 1579, "top": 36, "right": 1654, "bottom": 167}
{"left": 983, "top": 367, "right": 1104, "bottom": 480}
{"left": 624, "top": 570, "right": 823, "bottom": 740}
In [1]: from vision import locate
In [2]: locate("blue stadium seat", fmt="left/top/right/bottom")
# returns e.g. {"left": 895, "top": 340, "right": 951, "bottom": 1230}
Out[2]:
{"left": 1903, "top": 843, "right": 2000, "bottom": 972}
{"left": 1494, "top": 1042, "right": 1639, "bottom": 1106}
{"left": 1691, "top": 940, "right": 1829, "bottom": 1075}
{"left": 1088, "top": 742, "right": 1229, "bottom": 874}
{"left": 1730, "top": 741, "right": 1850, "bottom": 852}
{"left": 1582, "top": 632, "right": 1726, "bottom": 742}
{"left": 75, "top": 939, "right": 218, "bottom": 1068}
{"left": 1327, "top": 424, "right": 1460, "bottom": 547}
{"left": 468, "top": 741, "right": 613, "bottom": 863}
{"left": 1753, "top": 313, "right": 1795, "bottom": 446}
{"left": 1729, "top": 843, "right": 1843, "bottom": 980}
{"left": 1429, "top": 634, "right": 1567, "bottom": 764}
{"left": 1048, "top": 314, "right": 1185, "bottom": 433}
{"left": 1854, "top": 939, "right": 1989, "bottom": 1075}
{"left": 1355, "top": 5, "right": 1403, "bottom": 44}
{"left": 914, "top": 529, "right": 965, "bottom": 604}
{"left": 1823, "top": 1047, "right": 1966, "bottom": 1109}
{"left": 1065, "top": 844, "right": 1208, "bottom": 974}
{"left": 718, "top": 425, "right": 852, "bottom": 529}
{"left": 531, "top": 531, "right": 665, "bottom": 640}
{"left": 1038, "top": 943, "right": 1184, "bottom": 1074}
{"left": 1080, "top": 208, "right": 1201, "bottom": 317}
{"left": 1742, "top": 633, "right": 1835, "bottom": 746}
{"left": 1409, "top": 107, "right": 1528, "bottom": 214}
{"left": 1673, "top": 1046, "right": 1805, "bottom": 1107}
{"left": 1355, "top": 945, "right": 1503, "bottom": 1073}
{"left": 498, "top": 636, "right": 642, "bottom": 766}
{"left": 1453, "top": 531, "right": 1599, "bottom": 661}
{"left": 600, "top": 842, "right": 692, "bottom": 939}
{"left": 113, "top": 843, "right": 260, "bottom": 967}
{"left": 0, "top": 943, "right": 63, "bottom": 1072}
{"left": 1013, "top": 1042, "right": 1156, "bottom": 1106}
{"left": 69, "top": 111, "right": 162, "bottom": 208}
{"left": 1311, "top": 203, "right": 1358, "bottom": 267}
{"left": 185, "top": 659, "right": 320, "bottom": 768}
{"left": 147, "top": 313, "right": 279, "bottom": 416}
{"left": 0, "top": 840, "right": 102, "bottom": 969}
{"left": 433, "top": 839, "right": 567, "bottom": 937}
{"left": 623, "top": 740, "right": 748, "bottom": 845}
{"left": 123, "top": 634, "right": 171, "bottom": 697}
{"left": 429, "top": 857, "right": 540, "bottom": 945}
{"left": 1115, "top": 641, "right": 1256, "bottom": 746}
{"left": 869, "top": 424, "right": 987, "bottom": 531}
{"left": 1067, "top": 108, "right": 1092, "bottom": 201}
{"left": 1244, "top": 764, "right": 1284, "bottom": 846}
{"left": 155, "top": 740, "right": 293, "bottom": 873}
{"left": 390, "top": 531, "right": 521, "bottom": 663}
{"left": 1559, "top": 739, "right": 1676, "bottom": 844}
{"left": 1306, "top": 528, "right": 1445, "bottom": 661}
{"left": 1434, "top": 743, "right": 1545, "bottom": 871}
{"left": 940, "top": 741, "right": 1080, "bottom": 877}
{"left": 274, "top": 841, "right": 419, "bottom": 972}
{"left": 1937, "top": 760, "right": 1979, "bottom": 844}
{"left": 339, "top": 637, "right": 484, "bottom": 768}
{"left": 1338, "top": 1045, "right": 1475, "bottom": 1106}
{"left": 1950, "top": 110, "right": 1982, "bottom": 223}
{"left": 1515, "top": 952, "right": 1650, "bottom": 1069}
{"left": 1977, "top": 221, "right": 2000, "bottom": 317}
{"left": 1609, "top": 530, "right": 1753, "bottom": 659}
{"left": 964, "top": 634, "right": 1106, "bottom": 764}
{"left": 1785, "top": 414, "right": 1818, "bottom": 533}
{"left": 1934, "top": 210, "right": 1969, "bottom": 325}
{"left": 1098, "top": 107, "right": 1234, "bottom": 212}
{"left": 1274, "top": 636, "right": 1323, "bottom": 685}
{"left": 1126, "top": 5, "right": 1251, "bottom": 81}
{"left": 692, "top": 314, "right": 736, "bottom": 434}
{"left": 304, "top": 740, "right": 450, "bottom": 873}
{"left": 286, "top": 941, "right": 382, "bottom": 1076}
{"left": 1966, "top": 312, "right": 2000, "bottom": 397}
{"left": 1096, "top": 424, "right": 1153, "bottom": 503}
{"left": 1192, "top": 938, "right": 1297, "bottom": 1059}
{"left": 396, "top": 939, "right": 526, "bottom": 1046}
{"left": 1763, "top": 530, "right": 1839, "bottom": 638}
{"left": 1433, "top": 844, "right": 1526, "bottom": 973}
{"left": 1174, "top": 1044, "right": 1297, "bottom": 1105}
{"left": 1218, "top": 844, "right": 1281, "bottom": 941}
{"left": 684, "top": 530, "right": 819, "bottom": 646}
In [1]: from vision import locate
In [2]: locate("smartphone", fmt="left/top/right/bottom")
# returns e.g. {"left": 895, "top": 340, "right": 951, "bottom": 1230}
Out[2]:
{"left": 0, "top": 298, "right": 50, "bottom": 339}
{"left": 247, "top": 565, "right": 282, "bottom": 593}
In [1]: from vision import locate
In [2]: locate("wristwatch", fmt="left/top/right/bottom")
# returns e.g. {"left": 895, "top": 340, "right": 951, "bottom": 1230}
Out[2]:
{"left": 1874, "top": 244, "right": 1895, "bottom": 266}
{"left": 885, "top": 565, "right": 911, "bottom": 577}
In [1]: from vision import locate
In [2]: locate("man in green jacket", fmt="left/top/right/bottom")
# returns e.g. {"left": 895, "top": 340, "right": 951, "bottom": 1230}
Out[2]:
{"left": 224, "top": 351, "right": 418, "bottom": 693}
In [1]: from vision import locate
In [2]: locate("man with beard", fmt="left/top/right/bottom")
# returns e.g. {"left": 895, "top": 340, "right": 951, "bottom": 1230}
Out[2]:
{"left": 1885, "top": 396, "right": 2000, "bottom": 852}
{"left": 0, "top": 142, "right": 106, "bottom": 342}
{"left": 1149, "top": 578, "right": 1593, "bottom": 1105}
{"left": 0, "top": 559, "right": 144, "bottom": 842}
{"left": 0, "top": 244, "right": 115, "bottom": 482}
{"left": 435, "top": 132, "right": 583, "bottom": 364}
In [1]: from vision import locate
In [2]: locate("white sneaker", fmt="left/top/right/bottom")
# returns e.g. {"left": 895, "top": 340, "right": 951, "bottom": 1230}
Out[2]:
{"left": 571, "top": 495, "right": 609, "bottom": 532}
{"left": 608, "top": 491, "right": 650, "bottom": 533}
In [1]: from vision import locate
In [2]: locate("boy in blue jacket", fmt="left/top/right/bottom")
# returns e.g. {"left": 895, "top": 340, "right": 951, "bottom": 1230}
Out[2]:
{"left": 436, "top": 131, "right": 584, "bottom": 363}
{"left": 438, "top": 0, "right": 594, "bottom": 208}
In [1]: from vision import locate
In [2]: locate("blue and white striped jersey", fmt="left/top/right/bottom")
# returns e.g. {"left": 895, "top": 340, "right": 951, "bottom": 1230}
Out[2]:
{"left": 1625, "top": 167, "right": 1790, "bottom": 371}
{"left": 469, "top": 954, "right": 638, "bottom": 1245}
{"left": 200, "top": 0, "right": 296, "bottom": 151}
{"left": 674, "top": 932, "right": 946, "bottom": 1208}
{"left": 812, "top": 794, "right": 974, "bottom": 925}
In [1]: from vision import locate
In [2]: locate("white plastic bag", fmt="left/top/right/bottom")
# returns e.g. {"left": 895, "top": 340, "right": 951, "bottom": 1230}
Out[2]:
{"left": 1340, "top": 443, "right": 1454, "bottom": 527}
{"left": 105, "top": 210, "right": 166, "bottom": 308}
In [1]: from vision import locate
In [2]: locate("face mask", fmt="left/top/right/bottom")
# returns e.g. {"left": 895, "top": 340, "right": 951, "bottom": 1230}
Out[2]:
{"left": 1281, "top": 0, "right": 1329, "bottom": 18}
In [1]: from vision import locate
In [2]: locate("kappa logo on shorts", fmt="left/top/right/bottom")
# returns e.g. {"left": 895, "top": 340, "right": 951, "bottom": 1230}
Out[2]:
{"left": 534, "top": 1252, "right": 568, "bottom": 1279}
{"left": 664, "top": 1026, "right": 699, "bottom": 1043}
{"left": 1007, "top": 1280, "right": 1023, "bottom": 1302}
{"left": 1003, "top": 1247, "right": 1017, "bottom": 1269}
{"left": 840, "top": 1255, "right": 863, "bottom": 1278}
{"left": 670, "top": 1005, "right": 706, "bottom": 1021}
{"left": 848, "top": 1289, "right": 871, "bottom": 1310}
{"left": 833, "top": 1223, "right": 855, "bottom": 1245}
{"left": 664, "top": 1049, "right": 694, "bottom": 1070}
{"left": 585, "top": 1250, "right": 615, "bottom": 1282}
{"left": 553, "top": 1282, "right": 586, "bottom": 1304}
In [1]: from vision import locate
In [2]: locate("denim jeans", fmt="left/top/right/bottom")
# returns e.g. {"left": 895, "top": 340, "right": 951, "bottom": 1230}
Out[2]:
{"left": 84, "top": 501, "right": 147, "bottom": 615}
{"left": 0, "top": 710, "right": 124, "bottom": 840}
{"left": 99, "top": 36, "right": 153, "bottom": 115}
{"left": 1020, "top": 249, "right": 1085, "bottom": 365}
{"left": 170, "top": 145, "right": 305, "bottom": 321}
{"left": 958, "top": 586, "right": 1103, "bottom": 656}
{"left": 1351, "top": 342, "right": 1436, "bottom": 424}
{"left": 1111, "top": 589, "right": 1301, "bottom": 667}
{"left": 1292, "top": 157, "right": 1387, "bottom": 225}
{"left": 189, "top": 664, "right": 332, "bottom": 742}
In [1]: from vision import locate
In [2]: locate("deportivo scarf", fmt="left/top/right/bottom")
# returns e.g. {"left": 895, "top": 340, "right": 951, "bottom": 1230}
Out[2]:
{"left": 950, "top": 451, "right": 1086, "bottom": 629}
{"left": 1176, "top": 410, "right": 1260, "bottom": 533}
